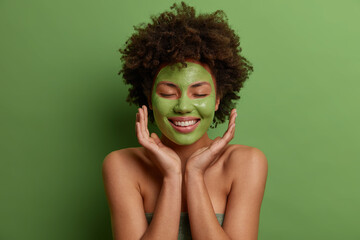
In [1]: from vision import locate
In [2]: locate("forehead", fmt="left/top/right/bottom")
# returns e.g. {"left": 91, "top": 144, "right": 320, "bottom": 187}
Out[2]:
{"left": 154, "top": 62, "right": 215, "bottom": 88}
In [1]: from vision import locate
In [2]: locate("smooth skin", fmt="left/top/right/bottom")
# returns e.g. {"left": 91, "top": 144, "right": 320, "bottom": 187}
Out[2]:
{"left": 102, "top": 61, "right": 268, "bottom": 240}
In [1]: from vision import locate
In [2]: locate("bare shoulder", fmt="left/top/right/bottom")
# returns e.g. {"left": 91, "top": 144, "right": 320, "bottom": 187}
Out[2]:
{"left": 103, "top": 147, "right": 141, "bottom": 165}
{"left": 102, "top": 148, "right": 144, "bottom": 195}
{"left": 102, "top": 147, "right": 159, "bottom": 191}
{"left": 230, "top": 144, "right": 267, "bottom": 162}
{"left": 224, "top": 144, "right": 268, "bottom": 180}
{"left": 103, "top": 147, "right": 144, "bottom": 164}
{"left": 102, "top": 147, "right": 150, "bottom": 176}
{"left": 221, "top": 145, "right": 268, "bottom": 238}
{"left": 102, "top": 147, "right": 150, "bottom": 239}
{"left": 102, "top": 147, "right": 154, "bottom": 199}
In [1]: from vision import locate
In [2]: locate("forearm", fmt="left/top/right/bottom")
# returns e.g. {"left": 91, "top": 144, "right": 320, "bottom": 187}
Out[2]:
{"left": 185, "top": 170, "right": 230, "bottom": 240}
{"left": 140, "top": 174, "right": 182, "bottom": 240}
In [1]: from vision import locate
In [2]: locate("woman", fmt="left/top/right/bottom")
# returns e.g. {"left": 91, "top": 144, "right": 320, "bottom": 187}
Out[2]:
{"left": 102, "top": 2, "right": 268, "bottom": 239}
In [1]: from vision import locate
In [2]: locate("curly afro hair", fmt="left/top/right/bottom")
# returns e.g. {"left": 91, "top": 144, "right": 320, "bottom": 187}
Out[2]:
{"left": 119, "top": 1, "right": 253, "bottom": 127}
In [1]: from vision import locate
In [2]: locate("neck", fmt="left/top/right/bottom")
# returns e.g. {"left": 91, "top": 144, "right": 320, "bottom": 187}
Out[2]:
{"left": 160, "top": 133, "right": 213, "bottom": 172}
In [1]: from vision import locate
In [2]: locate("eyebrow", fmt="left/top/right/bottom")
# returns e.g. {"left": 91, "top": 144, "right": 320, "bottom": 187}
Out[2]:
{"left": 157, "top": 82, "right": 178, "bottom": 88}
{"left": 190, "top": 82, "right": 211, "bottom": 88}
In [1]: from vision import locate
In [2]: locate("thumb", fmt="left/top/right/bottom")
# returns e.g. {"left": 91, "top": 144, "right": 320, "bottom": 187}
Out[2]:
{"left": 151, "top": 133, "right": 164, "bottom": 147}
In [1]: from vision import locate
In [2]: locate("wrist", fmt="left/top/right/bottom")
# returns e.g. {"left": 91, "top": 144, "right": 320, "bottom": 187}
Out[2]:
{"left": 162, "top": 164, "right": 182, "bottom": 179}
{"left": 163, "top": 172, "right": 182, "bottom": 182}
{"left": 185, "top": 165, "right": 204, "bottom": 175}
{"left": 184, "top": 168, "right": 204, "bottom": 182}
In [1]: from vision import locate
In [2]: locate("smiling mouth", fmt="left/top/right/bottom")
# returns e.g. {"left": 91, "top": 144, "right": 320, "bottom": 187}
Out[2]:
{"left": 168, "top": 119, "right": 199, "bottom": 127}
{"left": 167, "top": 117, "right": 201, "bottom": 133}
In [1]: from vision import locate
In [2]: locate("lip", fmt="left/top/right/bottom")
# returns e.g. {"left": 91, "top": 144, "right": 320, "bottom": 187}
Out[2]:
{"left": 168, "top": 117, "right": 201, "bottom": 134}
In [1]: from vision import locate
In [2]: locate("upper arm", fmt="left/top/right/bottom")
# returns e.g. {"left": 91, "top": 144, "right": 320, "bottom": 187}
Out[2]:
{"left": 102, "top": 150, "right": 148, "bottom": 240}
{"left": 222, "top": 147, "right": 268, "bottom": 240}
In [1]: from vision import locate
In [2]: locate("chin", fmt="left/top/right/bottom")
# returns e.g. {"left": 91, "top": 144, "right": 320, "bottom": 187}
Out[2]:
{"left": 170, "top": 136, "right": 200, "bottom": 146}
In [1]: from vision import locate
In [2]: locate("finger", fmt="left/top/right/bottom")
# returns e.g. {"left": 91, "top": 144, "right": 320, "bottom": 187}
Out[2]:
{"left": 137, "top": 108, "right": 143, "bottom": 131}
{"left": 140, "top": 106, "right": 149, "bottom": 138}
{"left": 144, "top": 105, "right": 148, "bottom": 127}
{"left": 224, "top": 122, "right": 235, "bottom": 141}
{"left": 151, "top": 132, "right": 164, "bottom": 147}
{"left": 151, "top": 133, "right": 160, "bottom": 144}
{"left": 228, "top": 123, "right": 236, "bottom": 139}
{"left": 210, "top": 110, "right": 236, "bottom": 155}
{"left": 213, "top": 136, "right": 221, "bottom": 142}
{"left": 141, "top": 106, "right": 146, "bottom": 123}
{"left": 137, "top": 121, "right": 154, "bottom": 149}
{"left": 213, "top": 120, "right": 235, "bottom": 152}
{"left": 225, "top": 109, "right": 237, "bottom": 136}
{"left": 143, "top": 105, "right": 150, "bottom": 136}
{"left": 136, "top": 122, "right": 144, "bottom": 144}
{"left": 223, "top": 112, "right": 237, "bottom": 138}
{"left": 230, "top": 110, "right": 237, "bottom": 137}
{"left": 139, "top": 107, "right": 148, "bottom": 139}
{"left": 135, "top": 112, "right": 139, "bottom": 133}
{"left": 229, "top": 109, "right": 237, "bottom": 127}
{"left": 137, "top": 111, "right": 142, "bottom": 123}
{"left": 229, "top": 110, "right": 237, "bottom": 134}
{"left": 209, "top": 134, "right": 228, "bottom": 154}
{"left": 223, "top": 122, "right": 233, "bottom": 139}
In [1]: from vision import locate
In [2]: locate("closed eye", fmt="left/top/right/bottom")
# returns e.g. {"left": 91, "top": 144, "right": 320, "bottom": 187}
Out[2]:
{"left": 160, "top": 93, "right": 176, "bottom": 97}
{"left": 194, "top": 94, "right": 208, "bottom": 97}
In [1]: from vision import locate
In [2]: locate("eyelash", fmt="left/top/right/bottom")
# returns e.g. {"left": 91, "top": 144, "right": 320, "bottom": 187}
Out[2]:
{"left": 160, "top": 93, "right": 176, "bottom": 97}
{"left": 194, "top": 94, "right": 207, "bottom": 97}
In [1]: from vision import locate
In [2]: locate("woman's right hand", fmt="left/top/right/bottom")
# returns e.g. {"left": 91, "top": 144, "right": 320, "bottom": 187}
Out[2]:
{"left": 136, "top": 105, "right": 182, "bottom": 177}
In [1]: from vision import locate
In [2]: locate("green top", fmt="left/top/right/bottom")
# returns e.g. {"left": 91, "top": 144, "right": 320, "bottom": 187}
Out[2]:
{"left": 145, "top": 212, "right": 225, "bottom": 240}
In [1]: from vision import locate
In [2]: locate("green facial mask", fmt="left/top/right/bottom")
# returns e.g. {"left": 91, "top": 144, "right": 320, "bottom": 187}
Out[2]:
{"left": 151, "top": 62, "right": 217, "bottom": 145}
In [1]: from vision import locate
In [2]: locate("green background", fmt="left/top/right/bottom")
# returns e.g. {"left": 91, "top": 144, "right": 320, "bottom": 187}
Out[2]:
{"left": 1, "top": 0, "right": 359, "bottom": 239}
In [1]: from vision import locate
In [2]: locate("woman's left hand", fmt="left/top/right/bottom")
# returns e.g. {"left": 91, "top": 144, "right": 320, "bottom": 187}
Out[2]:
{"left": 185, "top": 109, "right": 237, "bottom": 175}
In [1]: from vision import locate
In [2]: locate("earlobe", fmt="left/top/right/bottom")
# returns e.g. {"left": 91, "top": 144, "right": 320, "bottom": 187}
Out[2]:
{"left": 215, "top": 98, "right": 220, "bottom": 111}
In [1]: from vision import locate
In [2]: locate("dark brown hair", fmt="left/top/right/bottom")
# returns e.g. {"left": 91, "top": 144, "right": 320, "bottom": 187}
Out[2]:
{"left": 119, "top": 2, "right": 253, "bottom": 127}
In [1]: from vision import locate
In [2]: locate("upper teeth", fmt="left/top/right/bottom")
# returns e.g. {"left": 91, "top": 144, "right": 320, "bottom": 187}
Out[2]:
{"left": 173, "top": 120, "right": 197, "bottom": 127}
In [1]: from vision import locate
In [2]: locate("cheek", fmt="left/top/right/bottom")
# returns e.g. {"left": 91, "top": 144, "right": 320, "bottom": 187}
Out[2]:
{"left": 152, "top": 96, "right": 175, "bottom": 117}
{"left": 194, "top": 98, "right": 216, "bottom": 118}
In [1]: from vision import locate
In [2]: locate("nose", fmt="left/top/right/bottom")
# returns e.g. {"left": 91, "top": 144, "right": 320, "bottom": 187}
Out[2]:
{"left": 173, "top": 94, "right": 194, "bottom": 114}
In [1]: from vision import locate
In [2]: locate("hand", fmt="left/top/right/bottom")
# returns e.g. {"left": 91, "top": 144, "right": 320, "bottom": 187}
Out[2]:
{"left": 185, "top": 109, "right": 237, "bottom": 175}
{"left": 136, "top": 105, "right": 182, "bottom": 177}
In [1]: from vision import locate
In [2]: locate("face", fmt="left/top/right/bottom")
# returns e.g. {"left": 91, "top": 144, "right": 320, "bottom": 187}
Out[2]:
{"left": 151, "top": 61, "right": 219, "bottom": 145}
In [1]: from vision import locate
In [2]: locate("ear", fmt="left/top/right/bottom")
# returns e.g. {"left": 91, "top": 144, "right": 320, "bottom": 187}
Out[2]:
{"left": 215, "top": 97, "right": 220, "bottom": 111}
